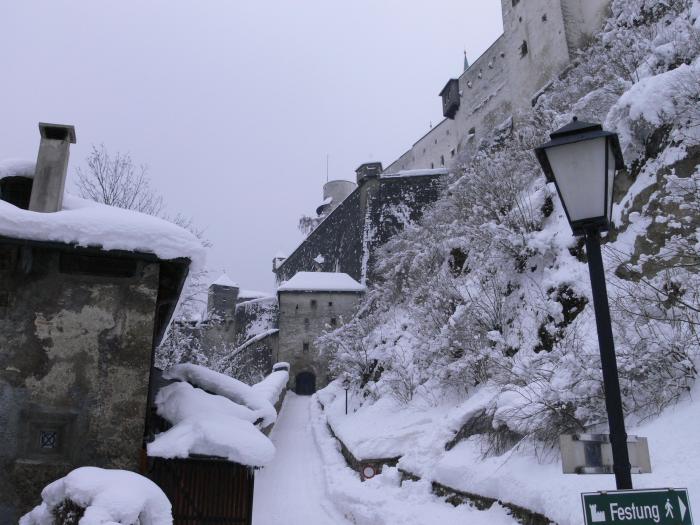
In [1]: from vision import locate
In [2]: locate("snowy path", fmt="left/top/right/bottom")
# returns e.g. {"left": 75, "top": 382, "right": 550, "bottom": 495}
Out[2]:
{"left": 252, "top": 393, "right": 351, "bottom": 525}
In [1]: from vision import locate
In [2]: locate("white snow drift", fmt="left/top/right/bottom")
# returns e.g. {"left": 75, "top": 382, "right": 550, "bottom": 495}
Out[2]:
{"left": 20, "top": 467, "right": 171, "bottom": 525}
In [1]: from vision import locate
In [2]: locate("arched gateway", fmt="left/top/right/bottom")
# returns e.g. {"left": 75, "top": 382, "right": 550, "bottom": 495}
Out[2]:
{"left": 295, "top": 371, "right": 316, "bottom": 395}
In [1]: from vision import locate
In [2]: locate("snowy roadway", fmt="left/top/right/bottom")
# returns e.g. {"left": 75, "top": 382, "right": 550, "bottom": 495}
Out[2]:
{"left": 253, "top": 393, "right": 351, "bottom": 524}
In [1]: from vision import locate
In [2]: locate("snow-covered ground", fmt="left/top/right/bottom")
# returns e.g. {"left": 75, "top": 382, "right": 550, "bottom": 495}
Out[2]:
{"left": 253, "top": 392, "right": 519, "bottom": 525}
{"left": 318, "top": 380, "right": 700, "bottom": 525}
{"left": 253, "top": 393, "right": 351, "bottom": 524}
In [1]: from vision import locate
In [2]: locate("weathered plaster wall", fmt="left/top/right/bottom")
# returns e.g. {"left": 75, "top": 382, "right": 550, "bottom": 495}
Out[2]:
{"left": 0, "top": 243, "right": 159, "bottom": 522}
{"left": 277, "top": 291, "right": 362, "bottom": 391}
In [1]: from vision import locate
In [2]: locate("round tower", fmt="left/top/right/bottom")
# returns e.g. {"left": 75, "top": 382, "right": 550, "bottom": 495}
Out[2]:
{"left": 316, "top": 179, "right": 357, "bottom": 216}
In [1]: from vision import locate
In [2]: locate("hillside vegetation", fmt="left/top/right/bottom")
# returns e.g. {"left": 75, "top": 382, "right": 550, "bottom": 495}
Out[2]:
{"left": 319, "top": 0, "right": 700, "bottom": 450}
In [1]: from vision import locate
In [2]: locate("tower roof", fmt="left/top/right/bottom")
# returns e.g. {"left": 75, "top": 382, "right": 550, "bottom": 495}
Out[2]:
{"left": 211, "top": 272, "right": 239, "bottom": 288}
{"left": 277, "top": 272, "right": 365, "bottom": 293}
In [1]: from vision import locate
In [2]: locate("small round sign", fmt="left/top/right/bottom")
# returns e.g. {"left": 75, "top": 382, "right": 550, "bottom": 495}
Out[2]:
{"left": 361, "top": 464, "right": 376, "bottom": 480}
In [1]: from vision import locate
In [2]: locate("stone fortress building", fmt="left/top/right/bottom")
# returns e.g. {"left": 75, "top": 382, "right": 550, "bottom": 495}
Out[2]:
{"left": 181, "top": 0, "right": 614, "bottom": 395}
{"left": 386, "top": 0, "right": 610, "bottom": 173}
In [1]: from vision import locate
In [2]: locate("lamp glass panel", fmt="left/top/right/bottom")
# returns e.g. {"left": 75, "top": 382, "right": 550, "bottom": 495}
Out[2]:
{"left": 606, "top": 143, "right": 616, "bottom": 221}
{"left": 544, "top": 137, "right": 606, "bottom": 222}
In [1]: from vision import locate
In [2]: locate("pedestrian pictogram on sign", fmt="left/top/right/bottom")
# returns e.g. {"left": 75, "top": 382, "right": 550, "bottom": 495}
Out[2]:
{"left": 582, "top": 488, "right": 693, "bottom": 525}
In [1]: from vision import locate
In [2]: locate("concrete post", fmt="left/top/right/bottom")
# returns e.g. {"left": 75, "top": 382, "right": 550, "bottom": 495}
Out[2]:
{"left": 28, "top": 123, "right": 77, "bottom": 213}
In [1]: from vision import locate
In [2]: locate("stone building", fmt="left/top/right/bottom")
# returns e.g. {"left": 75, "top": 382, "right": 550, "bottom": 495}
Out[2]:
{"left": 164, "top": 274, "right": 279, "bottom": 384}
{"left": 385, "top": 0, "right": 611, "bottom": 173}
{"left": 0, "top": 124, "right": 201, "bottom": 523}
{"left": 277, "top": 272, "right": 364, "bottom": 393}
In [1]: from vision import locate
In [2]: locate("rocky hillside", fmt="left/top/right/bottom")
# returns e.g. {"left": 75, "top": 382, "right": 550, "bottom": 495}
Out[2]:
{"left": 319, "top": 0, "right": 700, "bottom": 461}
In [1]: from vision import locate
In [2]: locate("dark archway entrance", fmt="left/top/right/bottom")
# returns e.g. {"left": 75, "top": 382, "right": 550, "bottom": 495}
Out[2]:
{"left": 295, "top": 371, "right": 316, "bottom": 395}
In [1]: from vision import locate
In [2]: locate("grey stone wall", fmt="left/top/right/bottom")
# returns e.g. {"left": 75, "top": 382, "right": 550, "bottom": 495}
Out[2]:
{"left": 221, "top": 330, "right": 278, "bottom": 385}
{"left": 234, "top": 297, "right": 278, "bottom": 342}
{"left": 275, "top": 173, "right": 445, "bottom": 287}
{"left": 276, "top": 186, "right": 365, "bottom": 284}
{"left": 0, "top": 243, "right": 160, "bottom": 523}
{"left": 277, "top": 291, "right": 362, "bottom": 391}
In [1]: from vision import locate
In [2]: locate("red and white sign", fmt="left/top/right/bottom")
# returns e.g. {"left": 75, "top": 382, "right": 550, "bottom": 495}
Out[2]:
{"left": 361, "top": 464, "right": 376, "bottom": 480}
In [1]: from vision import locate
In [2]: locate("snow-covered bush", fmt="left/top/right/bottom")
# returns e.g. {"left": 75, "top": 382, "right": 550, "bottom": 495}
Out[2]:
{"left": 319, "top": 0, "right": 700, "bottom": 453}
{"left": 20, "top": 467, "right": 171, "bottom": 525}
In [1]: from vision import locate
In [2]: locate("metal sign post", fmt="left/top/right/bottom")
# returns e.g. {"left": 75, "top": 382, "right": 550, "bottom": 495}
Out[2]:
{"left": 582, "top": 489, "right": 693, "bottom": 525}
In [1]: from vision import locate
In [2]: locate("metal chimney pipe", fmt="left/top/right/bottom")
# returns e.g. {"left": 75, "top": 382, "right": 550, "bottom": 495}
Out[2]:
{"left": 28, "top": 123, "right": 77, "bottom": 213}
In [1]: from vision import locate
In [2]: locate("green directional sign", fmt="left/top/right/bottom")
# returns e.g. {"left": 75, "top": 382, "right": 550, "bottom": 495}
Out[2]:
{"left": 582, "top": 489, "right": 693, "bottom": 525}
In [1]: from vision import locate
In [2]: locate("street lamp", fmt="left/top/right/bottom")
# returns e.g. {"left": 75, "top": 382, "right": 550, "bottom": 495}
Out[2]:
{"left": 342, "top": 375, "right": 351, "bottom": 415}
{"left": 535, "top": 117, "right": 632, "bottom": 490}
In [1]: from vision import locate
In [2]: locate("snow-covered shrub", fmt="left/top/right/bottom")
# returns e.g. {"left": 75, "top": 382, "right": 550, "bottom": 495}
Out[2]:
{"left": 320, "top": 0, "right": 700, "bottom": 451}
{"left": 20, "top": 467, "right": 171, "bottom": 525}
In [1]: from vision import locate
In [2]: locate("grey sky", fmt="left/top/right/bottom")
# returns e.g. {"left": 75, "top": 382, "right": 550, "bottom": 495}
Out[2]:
{"left": 1, "top": 1, "right": 503, "bottom": 293}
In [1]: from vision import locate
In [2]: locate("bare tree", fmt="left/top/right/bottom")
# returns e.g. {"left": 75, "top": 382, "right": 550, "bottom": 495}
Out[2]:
{"left": 76, "top": 144, "right": 164, "bottom": 215}
{"left": 75, "top": 144, "right": 211, "bottom": 322}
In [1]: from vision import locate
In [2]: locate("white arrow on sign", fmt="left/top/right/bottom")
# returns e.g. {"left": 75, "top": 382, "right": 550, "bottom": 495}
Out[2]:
{"left": 679, "top": 497, "right": 687, "bottom": 520}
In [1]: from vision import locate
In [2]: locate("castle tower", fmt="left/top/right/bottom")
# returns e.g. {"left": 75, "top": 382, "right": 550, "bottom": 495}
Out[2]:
{"left": 501, "top": 0, "right": 610, "bottom": 111}
{"left": 315, "top": 180, "right": 357, "bottom": 217}
{"left": 207, "top": 273, "right": 239, "bottom": 322}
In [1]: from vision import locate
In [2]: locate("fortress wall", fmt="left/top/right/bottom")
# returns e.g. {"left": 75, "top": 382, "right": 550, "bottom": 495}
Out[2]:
{"left": 410, "top": 118, "right": 459, "bottom": 172}
{"left": 383, "top": 0, "right": 612, "bottom": 173}
{"left": 502, "top": 0, "right": 574, "bottom": 112}
{"left": 276, "top": 186, "right": 365, "bottom": 284}
{"left": 453, "top": 35, "right": 511, "bottom": 156}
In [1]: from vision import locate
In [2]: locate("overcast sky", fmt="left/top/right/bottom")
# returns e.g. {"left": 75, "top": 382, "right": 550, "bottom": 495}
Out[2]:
{"left": 1, "top": 1, "right": 503, "bottom": 293}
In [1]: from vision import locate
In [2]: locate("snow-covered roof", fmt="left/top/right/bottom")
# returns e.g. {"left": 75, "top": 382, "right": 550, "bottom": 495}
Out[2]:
{"left": 148, "top": 364, "right": 288, "bottom": 466}
{"left": 164, "top": 364, "right": 276, "bottom": 426}
{"left": 0, "top": 160, "right": 205, "bottom": 271}
{"left": 211, "top": 273, "right": 239, "bottom": 288}
{"left": 381, "top": 167, "right": 449, "bottom": 178}
{"left": 238, "top": 288, "right": 271, "bottom": 299}
{"left": 148, "top": 381, "right": 275, "bottom": 466}
{"left": 277, "top": 271, "right": 365, "bottom": 293}
{"left": 0, "top": 159, "right": 35, "bottom": 179}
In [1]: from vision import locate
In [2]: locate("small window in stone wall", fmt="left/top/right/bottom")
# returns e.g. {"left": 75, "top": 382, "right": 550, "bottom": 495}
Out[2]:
{"left": 303, "top": 342, "right": 310, "bottom": 353}
{"left": 328, "top": 301, "right": 333, "bottom": 307}
{"left": 440, "top": 155, "right": 445, "bottom": 166}
{"left": 542, "top": 13, "right": 547, "bottom": 21}
{"left": 512, "top": 0, "right": 519, "bottom": 6}
{"left": 19, "top": 410, "right": 77, "bottom": 463}
{"left": 40, "top": 430, "right": 58, "bottom": 449}
{"left": 520, "top": 40, "right": 528, "bottom": 58}
{"left": 310, "top": 299, "right": 317, "bottom": 309}
{"left": 330, "top": 318, "right": 337, "bottom": 327}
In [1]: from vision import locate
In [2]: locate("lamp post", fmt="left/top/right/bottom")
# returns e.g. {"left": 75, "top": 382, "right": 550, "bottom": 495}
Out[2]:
{"left": 535, "top": 117, "right": 632, "bottom": 490}
{"left": 342, "top": 375, "right": 351, "bottom": 415}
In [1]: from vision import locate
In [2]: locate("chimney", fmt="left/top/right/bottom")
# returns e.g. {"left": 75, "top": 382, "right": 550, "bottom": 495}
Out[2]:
{"left": 29, "top": 123, "right": 77, "bottom": 213}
